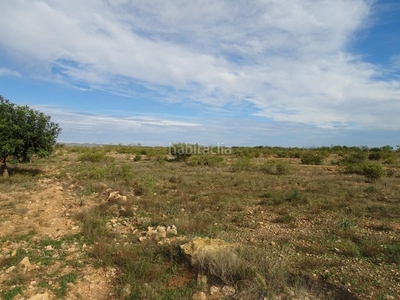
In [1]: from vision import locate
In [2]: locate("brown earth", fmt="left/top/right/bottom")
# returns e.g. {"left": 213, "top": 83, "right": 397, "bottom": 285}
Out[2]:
{"left": 0, "top": 173, "right": 112, "bottom": 300}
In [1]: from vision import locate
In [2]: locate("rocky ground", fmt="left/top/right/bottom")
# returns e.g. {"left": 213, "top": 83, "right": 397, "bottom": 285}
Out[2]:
{"left": 0, "top": 174, "right": 114, "bottom": 300}
{"left": 1, "top": 155, "right": 399, "bottom": 299}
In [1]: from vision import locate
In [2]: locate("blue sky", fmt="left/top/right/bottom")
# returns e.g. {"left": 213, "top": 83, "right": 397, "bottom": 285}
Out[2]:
{"left": 0, "top": 0, "right": 399, "bottom": 147}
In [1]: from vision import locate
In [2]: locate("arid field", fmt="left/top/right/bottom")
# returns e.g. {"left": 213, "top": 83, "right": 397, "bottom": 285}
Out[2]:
{"left": 0, "top": 145, "right": 399, "bottom": 300}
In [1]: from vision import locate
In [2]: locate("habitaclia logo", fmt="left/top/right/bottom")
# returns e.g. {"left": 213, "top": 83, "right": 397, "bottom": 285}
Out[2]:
{"left": 168, "top": 143, "right": 232, "bottom": 155}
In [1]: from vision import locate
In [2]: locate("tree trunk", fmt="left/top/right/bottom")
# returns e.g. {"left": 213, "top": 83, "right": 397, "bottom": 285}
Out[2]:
{"left": 1, "top": 157, "right": 8, "bottom": 178}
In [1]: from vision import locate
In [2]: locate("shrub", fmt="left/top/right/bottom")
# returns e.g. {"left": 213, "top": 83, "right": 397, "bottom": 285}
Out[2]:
{"left": 276, "top": 161, "right": 292, "bottom": 175}
{"left": 260, "top": 161, "right": 292, "bottom": 175}
{"left": 187, "top": 155, "right": 224, "bottom": 167}
{"left": 284, "top": 189, "right": 307, "bottom": 204}
{"left": 273, "top": 214, "right": 296, "bottom": 224}
{"left": 300, "top": 152, "right": 324, "bottom": 165}
{"left": 233, "top": 157, "right": 253, "bottom": 171}
{"left": 78, "top": 151, "right": 107, "bottom": 162}
{"left": 342, "top": 152, "right": 368, "bottom": 164}
{"left": 363, "top": 163, "right": 385, "bottom": 182}
{"left": 259, "top": 161, "right": 276, "bottom": 174}
{"left": 368, "top": 152, "right": 382, "bottom": 160}
{"left": 384, "top": 242, "right": 400, "bottom": 264}
{"left": 169, "top": 143, "right": 193, "bottom": 161}
{"left": 134, "top": 154, "right": 142, "bottom": 162}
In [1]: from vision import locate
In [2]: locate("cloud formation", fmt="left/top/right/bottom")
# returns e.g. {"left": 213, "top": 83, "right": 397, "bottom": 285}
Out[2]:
{"left": 0, "top": 0, "right": 399, "bottom": 136}
{"left": 0, "top": 67, "right": 21, "bottom": 77}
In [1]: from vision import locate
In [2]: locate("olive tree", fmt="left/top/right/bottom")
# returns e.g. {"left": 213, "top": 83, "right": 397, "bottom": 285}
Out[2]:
{"left": 0, "top": 96, "right": 61, "bottom": 177}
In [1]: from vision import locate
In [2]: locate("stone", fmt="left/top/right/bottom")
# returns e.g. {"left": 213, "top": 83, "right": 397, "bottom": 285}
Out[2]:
{"left": 6, "top": 266, "right": 16, "bottom": 273}
{"left": 210, "top": 285, "right": 220, "bottom": 294}
{"left": 192, "top": 291, "right": 207, "bottom": 300}
{"left": 156, "top": 226, "right": 167, "bottom": 239}
{"left": 180, "top": 237, "right": 235, "bottom": 267}
{"left": 222, "top": 286, "right": 236, "bottom": 297}
{"left": 20, "top": 256, "right": 32, "bottom": 270}
{"left": 122, "top": 284, "right": 131, "bottom": 298}
{"left": 28, "top": 292, "right": 49, "bottom": 300}
{"left": 197, "top": 274, "right": 208, "bottom": 291}
{"left": 167, "top": 225, "right": 178, "bottom": 235}
{"left": 106, "top": 190, "right": 127, "bottom": 203}
{"left": 145, "top": 226, "right": 169, "bottom": 241}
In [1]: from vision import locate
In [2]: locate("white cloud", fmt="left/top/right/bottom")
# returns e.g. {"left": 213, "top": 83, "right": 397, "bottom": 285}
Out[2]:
{"left": 34, "top": 105, "right": 199, "bottom": 129}
{"left": 0, "top": 0, "right": 399, "bottom": 132}
{"left": 390, "top": 54, "right": 400, "bottom": 69}
{"left": 0, "top": 67, "right": 21, "bottom": 77}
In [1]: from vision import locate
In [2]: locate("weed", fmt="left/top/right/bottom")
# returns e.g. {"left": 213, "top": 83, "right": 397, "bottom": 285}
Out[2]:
{"left": 78, "top": 151, "right": 107, "bottom": 162}
{"left": 55, "top": 273, "right": 78, "bottom": 298}
{"left": 384, "top": 242, "right": 400, "bottom": 264}
{"left": 363, "top": 163, "right": 385, "bottom": 182}
{"left": 300, "top": 152, "right": 324, "bottom": 165}
{"left": 140, "top": 174, "right": 158, "bottom": 194}
{"left": 187, "top": 155, "right": 224, "bottom": 167}
{"left": 1, "top": 286, "right": 23, "bottom": 300}
{"left": 340, "top": 218, "right": 353, "bottom": 229}
{"left": 283, "top": 189, "right": 308, "bottom": 205}
{"left": 273, "top": 214, "right": 296, "bottom": 224}
{"left": 233, "top": 157, "right": 253, "bottom": 171}
{"left": 276, "top": 161, "right": 292, "bottom": 175}
{"left": 364, "top": 186, "right": 378, "bottom": 194}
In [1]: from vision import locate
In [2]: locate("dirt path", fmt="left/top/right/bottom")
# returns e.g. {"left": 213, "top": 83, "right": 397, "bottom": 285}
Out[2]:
{"left": 0, "top": 175, "right": 113, "bottom": 300}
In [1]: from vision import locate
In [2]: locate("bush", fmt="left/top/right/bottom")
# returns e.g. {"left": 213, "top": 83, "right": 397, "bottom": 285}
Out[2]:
{"left": 363, "top": 163, "right": 385, "bottom": 182}
{"left": 169, "top": 143, "right": 193, "bottom": 161}
{"left": 368, "top": 152, "right": 382, "bottom": 160}
{"left": 342, "top": 152, "right": 368, "bottom": 164}
{"left": 233, "top": 157, "right": 253, "bottom": 171}
{"left": 259, "top": 161, "right": 275, "bottom": 174}
{"left": 259, "top": 160, "right": 291, "bottom": 175}
{"left": 78, "top": 151, "right": 107, "bottom": 162}
{"left": 300, "top": 152, "right": 324, "bottom": 165}
{"left": 343, "top": 163, "right": 365, "bottom": 174}
{"left": 276, "top": 161, "right": 292, "bottom": 175}
{"left": 187, "top": 155, "right": 224, "bottom": 167}
{"left": 384, "top": 242, "right": 400, "bottom": 264}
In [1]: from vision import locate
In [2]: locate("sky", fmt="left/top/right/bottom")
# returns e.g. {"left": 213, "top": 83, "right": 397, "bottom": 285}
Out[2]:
{"left": 0, "top": 0, "right": 399, "bottom": 147}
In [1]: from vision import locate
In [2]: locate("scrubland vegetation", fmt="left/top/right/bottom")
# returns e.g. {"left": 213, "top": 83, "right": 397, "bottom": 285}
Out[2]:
{"left": 1, "top": 144, "right": 399, "bottom": 299}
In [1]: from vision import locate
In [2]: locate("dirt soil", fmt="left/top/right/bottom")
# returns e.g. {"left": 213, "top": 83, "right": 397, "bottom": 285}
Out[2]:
{"left": 0, "top": 173, "right": 113, "bottom": 300}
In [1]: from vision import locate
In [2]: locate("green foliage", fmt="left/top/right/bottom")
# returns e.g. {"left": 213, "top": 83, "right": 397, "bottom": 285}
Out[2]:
{"left": 339, "top": 152, "right": 368, "bottom": 174}
{"left": 368, "top": 152, "right": 382, "bottom": 160}
{"left": 364, "top": 186, "right": 378, "bottom": 194}
{"left": 0, "top": 96, "right": 61, "bottom": 176}
{"left": 284, "top": 189, "right": 307, "bottom": 204}
{"left": 187, "top": 155, "right": 224, "bottom": 167}
{"left": 78, "top": 151, "right": 107, "bottom": 162}
{"left": 384, "top": 242, "right": 400, "bottom": 264}
{"left": 340, "top": 218, "right": 353, "bottom": 229}
{"left": 300, "top": 152, "right": 324, "bottom": 165}
{"left": 169, "top": 143, "right": 193, "bottom": 161}
{"left": 273, "top": 214, "right": 296, "bottom": 224}
{"left": 363, "top": 163, "right": 385, "bottom": 182}
{"left": 259, "top": 160, "right": 292, "bottom": 175}
{"left": 55, "top": 273, "right": 78, "bottom": 298}
{"left": 1, "top": 286, "right": 23, "bottom": 300}
{"left": 342, "top": 152, "right": 368, "bottom": 164}
{"left": 233, "top": 157, "right": 253, "bottom": 171}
